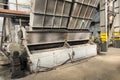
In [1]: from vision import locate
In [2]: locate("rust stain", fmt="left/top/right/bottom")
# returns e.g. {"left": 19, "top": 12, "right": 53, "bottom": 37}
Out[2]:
{"left": 0, "top": 9, "right": 29, "bottom": 15}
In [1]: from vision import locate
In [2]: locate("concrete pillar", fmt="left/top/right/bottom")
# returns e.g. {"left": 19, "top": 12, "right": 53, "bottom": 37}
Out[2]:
{"left": 113, "top": 0, "right": 120, "bottom": 48}
{"left": 100, "top": 0, "right": 108, "bottom": 52}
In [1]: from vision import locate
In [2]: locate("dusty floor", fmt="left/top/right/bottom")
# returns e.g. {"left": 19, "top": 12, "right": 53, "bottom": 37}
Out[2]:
{"left": 0, "top": 48, "right": 120, "bottom": 80}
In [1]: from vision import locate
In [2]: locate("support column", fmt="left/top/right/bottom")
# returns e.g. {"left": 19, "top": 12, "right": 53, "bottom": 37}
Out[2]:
{"left": 113, "top": 0, "right": 120, "bottom": 48}
{"left": 100, "top": 0, "right": 108, "bottom": 52}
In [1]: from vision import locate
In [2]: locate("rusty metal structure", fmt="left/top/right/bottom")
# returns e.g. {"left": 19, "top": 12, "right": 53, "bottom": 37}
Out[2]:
{"left": 0, "top": 0, "right": 100, "bottom": 78}
{"left": 28, "top": 0, "right": 99, "bottom": 45}
{"left": 26, "top": 0, "right": 99, "bottom": 72}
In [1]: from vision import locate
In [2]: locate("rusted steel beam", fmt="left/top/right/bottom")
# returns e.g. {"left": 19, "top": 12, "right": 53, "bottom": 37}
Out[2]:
{"left": 0, "top": 9, "right": 29, "bottom": 17}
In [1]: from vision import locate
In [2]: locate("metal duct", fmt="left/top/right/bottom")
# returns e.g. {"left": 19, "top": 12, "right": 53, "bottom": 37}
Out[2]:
{"left": 31, "top": 0, "right": 72, "bottom": 28}
{"left": 28, "top": 0, "right": 100, "bottom": 45}
{"left": 68, "top": 0, "right": 100, "bottom": 29}
{"left": 30, "top": 0, "right": 100, "bottom": 29}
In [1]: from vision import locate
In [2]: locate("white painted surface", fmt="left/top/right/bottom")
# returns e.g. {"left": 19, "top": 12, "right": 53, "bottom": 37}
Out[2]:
{"left": 8, "top": 0, "right": 31, "bottom": 12}
{"left": 29, "top": 44, "right": 97, "bottom": 72}
{"left": 0, "top": 17, "right": 3, "bottom": 46}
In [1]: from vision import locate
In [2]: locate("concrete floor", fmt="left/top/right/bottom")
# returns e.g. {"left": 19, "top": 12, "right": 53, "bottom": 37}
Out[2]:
{"left": 1, "top": 48, "right": 120, "bottom": 80}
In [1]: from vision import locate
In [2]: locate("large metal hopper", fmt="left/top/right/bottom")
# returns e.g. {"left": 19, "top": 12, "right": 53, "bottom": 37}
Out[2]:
{"left": 30, "top": 0, "right": 99, "bottom": 29}
{"left": 26, "top": 0, "right": 100, "bottom": 72}
{"left": 28, "top": 0, "right": 100, "bottom": 45}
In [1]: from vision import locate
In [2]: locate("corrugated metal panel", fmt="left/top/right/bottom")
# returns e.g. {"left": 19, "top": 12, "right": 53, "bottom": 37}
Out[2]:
{"left": 28, "top": 0, "right": 100, "bottom": 44}
{"left": 30, "top": 0, "right": 99, "bottom": 29}
{"left": 31, "top": 0, "right": 72, "bottom": 28}
{"left": 68, "top": 0, "right": 99, "bottom": 29}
